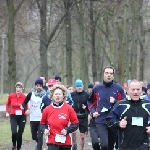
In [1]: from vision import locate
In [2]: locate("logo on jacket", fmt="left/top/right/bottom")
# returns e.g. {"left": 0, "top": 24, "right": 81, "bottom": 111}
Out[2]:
{"left": 58, "top": 113, "right": 67, "bottom": 119}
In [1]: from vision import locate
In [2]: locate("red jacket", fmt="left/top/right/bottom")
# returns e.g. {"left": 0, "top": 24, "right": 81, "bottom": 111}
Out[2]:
{"left": 40, "top": 103, "right": 79, "bottom": 146}
{"left": 6, "top": 93, "right": 27, "bottom": 115}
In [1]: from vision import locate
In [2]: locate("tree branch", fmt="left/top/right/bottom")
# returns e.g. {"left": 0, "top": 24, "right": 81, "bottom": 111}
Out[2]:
{"left": 14, "top": 0, "right": 25, "bottom": 16}
{"left": 46, "top": 13, "right": 66, "bottom": 46}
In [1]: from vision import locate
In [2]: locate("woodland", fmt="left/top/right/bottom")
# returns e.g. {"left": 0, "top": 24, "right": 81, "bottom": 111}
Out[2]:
{"left": 0, "top": 0, "right": 150, "bottom": 93}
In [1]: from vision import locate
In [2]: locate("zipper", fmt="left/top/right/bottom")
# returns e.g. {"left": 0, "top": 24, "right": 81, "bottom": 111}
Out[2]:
{"left": 77, "top": 95, "right": 80, "bottom": 113}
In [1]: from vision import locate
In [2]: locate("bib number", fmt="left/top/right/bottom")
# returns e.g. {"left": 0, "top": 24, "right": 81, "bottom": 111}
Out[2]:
{"left": 55, "top": 134, "right": 66, "bottom": 143}
{"left": 15, "top": 110, "right": 22, "bottom": 115}
{"left": 132, "top": 117, "right": 143, "bottom": 126}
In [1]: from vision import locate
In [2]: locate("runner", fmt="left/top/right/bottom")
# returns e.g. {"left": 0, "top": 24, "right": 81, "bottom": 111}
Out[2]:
{"left": 22, "top": 78, "right": 46, "bottom": 150}
{"left": 40, "top": 84, "right": 79, "bottom": 150}
{"left": 71, "top": 79, "right": 89, "bottom": 150}
{"left": 6, "top": 82, "right": 27, "bottom": 150}
{"left": 88, "top": 66, "right": 126, "bottom": 150}
{"left": 40, "top": 78, "right": 57, "bottom": 112}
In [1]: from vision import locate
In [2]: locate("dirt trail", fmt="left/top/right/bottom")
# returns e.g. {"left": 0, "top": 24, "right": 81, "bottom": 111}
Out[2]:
{"left": 0, "top": 111, "right": 93, "bottom": 150}
{"left": 4, "top": 132, "right": 92, "bottom": 150}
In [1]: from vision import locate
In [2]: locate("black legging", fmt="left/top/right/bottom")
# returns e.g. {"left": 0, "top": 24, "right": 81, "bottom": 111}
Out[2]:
{"left": 96, "top": 123, "right": 117, "bottom": 150}
{"left": 47, "top": 144, "right": 71, "bottom": 150}
{"left": 30, "top": 121, "right": 43, "bottom": 150}
{"left": 89, "top": 126, "right": 100, "bottom": 150}
{"left": 10, "top": 115, "right": 26, "bottom": 150}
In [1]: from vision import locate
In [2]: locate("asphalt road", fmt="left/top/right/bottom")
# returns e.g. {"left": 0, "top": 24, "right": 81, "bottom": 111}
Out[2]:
{"left": 0, "top": 105, "right": 5, "bottom": 112}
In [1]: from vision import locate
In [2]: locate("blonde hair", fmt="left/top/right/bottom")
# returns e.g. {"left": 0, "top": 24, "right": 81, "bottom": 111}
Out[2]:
{"left": 49, "top": 84, "right": 67, "bottom": 101}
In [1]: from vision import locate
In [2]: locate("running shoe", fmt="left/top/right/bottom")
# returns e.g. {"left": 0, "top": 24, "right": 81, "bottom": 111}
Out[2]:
{"left": 72, "top": 144, "right": 77, "bottom": 150}
{"left": 12, "top": 146, "right": 16, "bottom": 150}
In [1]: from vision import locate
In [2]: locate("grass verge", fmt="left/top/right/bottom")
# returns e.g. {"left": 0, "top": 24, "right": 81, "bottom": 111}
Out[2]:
{"left": 0, "top": 95, "right": 7, "bottom": 105}
{"left": 0, "top": 115, "right": 31, "bottom": 149}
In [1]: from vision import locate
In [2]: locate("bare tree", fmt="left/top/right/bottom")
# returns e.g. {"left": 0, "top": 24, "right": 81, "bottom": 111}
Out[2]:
{"left": 6, "top": 0, "right": 25, "bottom": 93}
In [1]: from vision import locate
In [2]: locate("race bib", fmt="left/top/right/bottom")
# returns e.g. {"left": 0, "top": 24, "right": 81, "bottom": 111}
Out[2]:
{"left": 15, "top": 110, "right": 22, "bottom": 115}
{"left": 101, "top": 107, "right": 108, "bottom": 112}
{"left": 55, "top": 134, "right": 66, "bottom": 143}
{"left": 132, "top": 117, "right": 143, "bottom": 126}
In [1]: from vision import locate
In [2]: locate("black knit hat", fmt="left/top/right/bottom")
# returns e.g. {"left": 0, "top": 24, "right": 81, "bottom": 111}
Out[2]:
{"left": 35, "top": 78, "right": 43, "bottom": 86}
{"left": 88, "top": 83, "right": 94, "bottom": 88}
{"left": 54, "top": 75, "right": 61, "bottom": 82}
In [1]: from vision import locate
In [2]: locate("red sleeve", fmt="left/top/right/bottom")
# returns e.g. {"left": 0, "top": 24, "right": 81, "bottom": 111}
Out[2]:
{"left": 69, "top": 106, "right": 79, "bottom": 124}
{"left": 6, "top": 95, "right": 11, "bottom": 113}
{"left": 117, "top": 92, "right": 122, "bottom": 101}
{"left": 88, "top": 93, "right": 98, "bottom": 110}
{"left": 40, "top": 107, "right": 48, "bottom": 124}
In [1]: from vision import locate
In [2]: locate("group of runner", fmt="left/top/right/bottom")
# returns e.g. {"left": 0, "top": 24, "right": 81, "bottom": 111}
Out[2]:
{"left": 5, "top": 66, "right": 150, "bottom": 150}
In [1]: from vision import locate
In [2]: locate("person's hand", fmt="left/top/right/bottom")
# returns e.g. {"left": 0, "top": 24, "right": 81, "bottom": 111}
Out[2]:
{"left": 20, "top": 105, "right": 24, "bottom": 110}
{"left": 119, "top": 116, "right": 127, "bottom": 128}
{"left": 25, "top": 109, "right": 30, "bottom": 115}
{"left": 44, "top": 129, "right": 50, "bottom": 135}
{"left": 146, "top": 126, "right": 150, "bottom": 134}
{"left": 110, "top": 97, "right": 115, "bottom": 103}
{"left": 61, "top": 129, "right": 67, "bottom": 135}
{"left": 82, "top": 104, "right": 86, "bottom": 109}
{"left": 88, "top": 114, "right": 92, "bottom": 121}
{"left": 93, "top": 112, "right": 100, "bottom": 118}
{"left": 6, "top": 113, "right": 9, "bottom": 117}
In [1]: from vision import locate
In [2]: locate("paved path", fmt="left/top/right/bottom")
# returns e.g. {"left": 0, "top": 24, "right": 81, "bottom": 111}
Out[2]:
{"left": 0, "top": 105, "right": 5, "bottom": 112}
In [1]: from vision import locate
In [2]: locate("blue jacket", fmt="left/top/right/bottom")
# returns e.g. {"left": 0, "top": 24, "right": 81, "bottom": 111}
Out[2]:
{"left": 40, "top": 95, "right": 52, "bottom": 112}
{"left": 67, "top": 92, "right": 74, "bottom": 106}
{"left": 144, "top": 95, "right": 150, "bottom": 101}
{"left": 88, "top": 82, "right": 126, "bottom": 124}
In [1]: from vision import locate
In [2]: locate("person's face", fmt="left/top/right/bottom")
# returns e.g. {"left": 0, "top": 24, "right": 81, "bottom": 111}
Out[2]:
{"left": 127, "top": 82, "right": 142, "bottom": 101}
{"left": 88, "top": 88, "right": 93, "bottom": 93}
{"left": 67, "top": 87, "right": 74, "bottom": 93}
{"left": 48, "top": 85, "right": 54, "bottom": 90}
{"left": 103, "top": 68, "right": 114, "bottom": 83}
{"left": 95, "top": 81, "right": 100, "bottom": 85}
{"left": 35, "top": 84, "right": 43, "bottom": 91}
{"left": 40, "top": 77, "right": 46, "bottom": 86}
{"left": 76, "top": 86, "right": 83, "bottom": 92}
{"left": 147, "top": 89, "right": 150, "bottom": 96}
{"left": 52, "top": 88, "right": 64, "bottom": 103}
{"left": 56, "top": 80, "right": 61, "bottom": 85}
{"left": 16, "top": 86, "right": 22, "bottom": 94}
{"left": 123, "top": 87, "right": 127, "bottom": 94}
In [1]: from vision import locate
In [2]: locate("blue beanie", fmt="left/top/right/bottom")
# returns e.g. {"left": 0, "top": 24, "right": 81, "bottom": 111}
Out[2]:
{"left": 147, "top": 83, "right": 150, "bottom": 90}
{"left": 75, "top": 79, "right": 84, "bottom": 87}
{"left": 35, "top": 78, "right": 43, "bottom": 86}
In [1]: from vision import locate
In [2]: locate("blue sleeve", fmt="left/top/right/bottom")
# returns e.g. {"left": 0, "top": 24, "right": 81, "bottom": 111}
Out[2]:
{"left": 107, "top": 102, "right": 120, "bottom": 128}
{"left": 40, "top": 96, "right": 52, "bottom": 112}
{"left": 67, "top": 92, "right": 74, "bottom": 106}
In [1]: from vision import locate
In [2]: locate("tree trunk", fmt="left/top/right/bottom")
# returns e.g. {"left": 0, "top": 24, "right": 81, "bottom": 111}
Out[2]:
{"left": 6, "top": 0, "right": 16, "bottom": 93}
{"left": 76, "top": 1, "right": 88, "bottom": 86}
{"left": 64, "top": 0, "right": 72, "bottom": 84}
{"left": 39, "top": 0, "right": 48, "bottom": 79}
{"left": 90, "top": 0, "right": 97, "bottom": 82}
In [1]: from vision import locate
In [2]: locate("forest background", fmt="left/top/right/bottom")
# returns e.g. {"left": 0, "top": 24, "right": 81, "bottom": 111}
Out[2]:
{"left": 0, "top": 0, "right": 150, "bottom": 93}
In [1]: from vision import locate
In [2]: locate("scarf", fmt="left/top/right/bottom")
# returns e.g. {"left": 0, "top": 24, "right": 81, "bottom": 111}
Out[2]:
{"left": 32, "top": 88, "right": 45, "bottom": 98}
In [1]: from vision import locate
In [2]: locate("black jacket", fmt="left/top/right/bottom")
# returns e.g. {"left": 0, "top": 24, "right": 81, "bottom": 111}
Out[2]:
{"left": 71, "top": 90, "right": 89, "bottom": 118}
{"left": 107, "top": 98, "right": 150, "bottom": 149}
